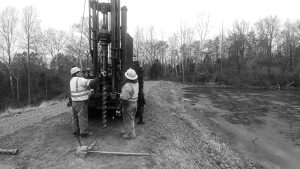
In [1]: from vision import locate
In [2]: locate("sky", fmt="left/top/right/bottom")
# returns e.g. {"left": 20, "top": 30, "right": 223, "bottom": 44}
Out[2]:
{"left": 0, "top": 0, "right": 299, "bottom": 40}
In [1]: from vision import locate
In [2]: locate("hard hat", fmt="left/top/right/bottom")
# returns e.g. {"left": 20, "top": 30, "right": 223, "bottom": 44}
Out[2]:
{"left": 70, "top": 67, "right": 81, "bottom": 75}
{"left": 125, "top": 68, "right": 138, "bottom": 80}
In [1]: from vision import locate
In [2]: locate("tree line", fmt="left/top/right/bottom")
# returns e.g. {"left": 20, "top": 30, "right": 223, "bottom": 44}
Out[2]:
{"left": 0, "top": 6, "right": 90, "bottom": 110}
{"left": 134, "top": 15, "right": 300, "bottom": 88}
{"left": 0, "top": 6, "right": 299, "bottom": 111}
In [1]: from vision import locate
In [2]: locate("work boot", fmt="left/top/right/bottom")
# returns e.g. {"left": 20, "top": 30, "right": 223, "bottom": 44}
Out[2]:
{"left": 122, "top": 133, "right": 136, "bottom": 139}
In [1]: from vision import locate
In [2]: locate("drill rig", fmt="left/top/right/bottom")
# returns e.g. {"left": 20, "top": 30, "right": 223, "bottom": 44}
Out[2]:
{"left": 87, "top": 0, "right": 144, "bottom": 128}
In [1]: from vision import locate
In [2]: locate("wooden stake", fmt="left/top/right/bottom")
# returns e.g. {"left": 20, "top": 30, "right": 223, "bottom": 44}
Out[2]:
{"left": 88, "top": 150, "right": 149, "bottom": 156}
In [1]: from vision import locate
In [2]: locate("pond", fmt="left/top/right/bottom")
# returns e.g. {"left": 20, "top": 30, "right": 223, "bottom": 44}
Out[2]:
{"left": 183, "top": 86, "right": 300, "bottom": 169}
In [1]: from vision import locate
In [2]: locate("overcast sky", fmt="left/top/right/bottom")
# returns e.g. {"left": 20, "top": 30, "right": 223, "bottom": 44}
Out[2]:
{"left": 0, "top": 0, "right": 299, "bottom": 39}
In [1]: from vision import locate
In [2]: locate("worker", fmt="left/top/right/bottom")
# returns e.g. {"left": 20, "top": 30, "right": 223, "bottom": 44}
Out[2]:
{"left": 132, "top": 61, "right": 145, "bottom": 125}
{"left": 69, "top": 66, "right": 99, "bottom": 137}
{"left": 120, "top": 68, "right": 139, "bottom": 139}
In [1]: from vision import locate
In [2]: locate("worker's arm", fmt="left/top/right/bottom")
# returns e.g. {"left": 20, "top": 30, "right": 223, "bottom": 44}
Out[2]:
{"left": 120, "top": 84, "right": 131, "bottom": 106}
{"left": 88, "top": 77, "right": 100, "bottom": 89}
{"left": 120, "top": 84, "right": 131, "bottom": 101}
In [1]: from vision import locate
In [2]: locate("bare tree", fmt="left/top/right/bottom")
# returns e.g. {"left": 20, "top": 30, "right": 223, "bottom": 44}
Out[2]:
{"left": 43, "top": 28, "right": 67, "bottom": 70}
{"left": 144, "top": 26, "right": 156, "bottom": 63}
{"left": 65, "top": 29, "right": 89, "bottom": 68}
{"left": 0, "top": 7, "right": 19, "bottom": 99}
{"left": 229, "top": 20, "right": 250, "bottom": 75}
{"left": 194, "top": 12, "right": 211, "bottom": 84}
{"left": 133, "top": 26, "right": 144, "bottom": 61}
{"left": 177, "top": 22, "right": 194, "bottom": 82}
{"left": 143, "top": 26, "right": 168, "bottom": 64}
{"left": 177, "top": 22, "right": 187, "bottom": 82}
{"left": 64, "top": 20, "right": 90, "bottom": 68}
{"left": 255, "top": 16, "right": 280, "bottom": 74}
{"left": 168, "top": 33, "right": 179, "bottom": 79}
{"left": 21, "top": 6, "right": 41, "bottom": 105}
{"left": 282, "top": 20, "right": 299, "bottom": 72}
{"left": 33, "top": 32, "right": 49, "bottom": 65}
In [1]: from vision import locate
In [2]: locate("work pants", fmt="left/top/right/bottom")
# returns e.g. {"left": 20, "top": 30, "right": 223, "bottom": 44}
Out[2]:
{"left": 122, "top": 101, "right": 137, "bottom": 136}
{"left": 72, "top": 101, "right": 88, "bottom": 134}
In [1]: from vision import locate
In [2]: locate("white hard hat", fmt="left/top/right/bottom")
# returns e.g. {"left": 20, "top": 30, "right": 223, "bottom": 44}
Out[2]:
{"left": 125, "top": 68, "right": 138, "bottom": 80}
{"left": 70, "top": 67, "right": 81, "bottom": 75}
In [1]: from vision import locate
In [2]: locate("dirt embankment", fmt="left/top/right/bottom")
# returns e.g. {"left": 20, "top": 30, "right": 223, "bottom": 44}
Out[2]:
{"left": 0, "top": 81, "right": 261, "bottom": 169}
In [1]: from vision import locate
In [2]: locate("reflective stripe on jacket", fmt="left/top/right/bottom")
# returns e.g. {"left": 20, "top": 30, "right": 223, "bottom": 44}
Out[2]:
{"left": 120, "top": 82, "right": 139, "bottom": 102}
{"left": 70, "top": 77, "right": 91, "bottom": 101}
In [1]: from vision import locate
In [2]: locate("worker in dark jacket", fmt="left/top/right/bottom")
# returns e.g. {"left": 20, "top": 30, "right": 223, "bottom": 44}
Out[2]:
{"left": 132, "top": 61, "right": 145, "bottom": 125}
{"left": 69, "top": 67, "right": 98, "bottom": 137}
{"left": 120, "top": 68, "right": 139, "bottom": 139}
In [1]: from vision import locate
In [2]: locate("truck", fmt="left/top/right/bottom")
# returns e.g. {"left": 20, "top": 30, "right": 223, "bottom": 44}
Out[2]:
{"left": 86, "top": 0, "right": 144, "bottom": 128}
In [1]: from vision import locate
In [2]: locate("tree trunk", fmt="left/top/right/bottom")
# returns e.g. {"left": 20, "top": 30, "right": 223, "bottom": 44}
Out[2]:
{"left": 237, "top": 50, "right": 240, "bottom": 75}
{"left": 175, "top": 55, "right": 178, "bottom": 78}
{"left": 17, "top": 68, "right": 20, "bottom": 101}
{"left": 182, "top": 60, "right": 185, "bottom": 83}
{"left": 27, "top": 41, "right": 31, "bottom": 106}
{"left": 45, "top": 77, "right": 48, "bottom": 100}
{"left": 9, "top": 70, "right": 15, "bottom": 99}
{"left": 289, "top": 43, "right": 293, "bottom": 72}
{"left": 192, "top": 58, "right": 197, "bottom": 84}
{"left": 8, "top": 49, "right": 15, "bottom": 100}
{"left": 164, "top": 59, "right": 167, "bottom": 78}
{"left": 16, "top": 77, "right": 20, "bottom": 101}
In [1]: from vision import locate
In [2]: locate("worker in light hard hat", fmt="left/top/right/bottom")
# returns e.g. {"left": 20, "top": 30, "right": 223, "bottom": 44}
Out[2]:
{"left": 69, "top": 66, "right": 99, "bottom": 137}
{"left": 120, "top": 68, "right": 139, "bottom": 139}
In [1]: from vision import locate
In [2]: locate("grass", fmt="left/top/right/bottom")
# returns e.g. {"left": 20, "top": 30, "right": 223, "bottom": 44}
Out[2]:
{"left": 1, "top": 98, "right": 67, "bottom": 116}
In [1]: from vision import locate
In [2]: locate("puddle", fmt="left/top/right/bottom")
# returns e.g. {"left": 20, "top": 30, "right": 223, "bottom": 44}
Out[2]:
{"left": 183, "top": 87, "right": 300, "bottom": 169}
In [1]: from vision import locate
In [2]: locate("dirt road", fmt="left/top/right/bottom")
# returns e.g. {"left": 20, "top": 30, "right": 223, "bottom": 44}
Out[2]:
{"left": 0, "top": 81, "right": 262, "bottom": 169}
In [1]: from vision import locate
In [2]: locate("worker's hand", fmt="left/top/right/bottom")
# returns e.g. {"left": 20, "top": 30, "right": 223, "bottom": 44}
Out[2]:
{"left": 101, "top": 71, "right": 107, "bottom": 77}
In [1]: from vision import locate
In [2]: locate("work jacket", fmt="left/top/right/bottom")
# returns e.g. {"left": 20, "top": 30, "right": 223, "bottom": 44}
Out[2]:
{"left": 120, "top": 82, "right": 139, "bottom": 102}
{"left": 70, "top": 77, "right": 91, "bottom": 101}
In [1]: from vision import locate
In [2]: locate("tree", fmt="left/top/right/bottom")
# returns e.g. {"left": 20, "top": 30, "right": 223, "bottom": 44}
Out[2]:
{"left": 43, "top": 28, "right": 68, "bottom": 71}
{"left": 281, "top": 20, "right": 299, "bottom": 72}
{"left": 194, "top": 12, "right": 211, "bottom": 83}
{"left": 0, "top": 7, "right": 18, "bottom": 99}
{"left": 65, "top": 20, "right": 90, "bottom": 68}
{"left": 255, "top": 16, "right": 280, "bottom": 74}
{"left": 133, "top": 26, "right": 144, "bottom": 61}
{"left": 228, "top": 20, "right": 250, "bottom": 75}
{"left": 143, "top": 26, "right": 168, "bottom": 64}
{"left": 21, "top": 6, "right": 41, "bottom": 105}
{"left": 177, "top": 22, "right": 194, "bottom": 82}
{"left": 168, "top": 33, "right": 179, "bottom": 79}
